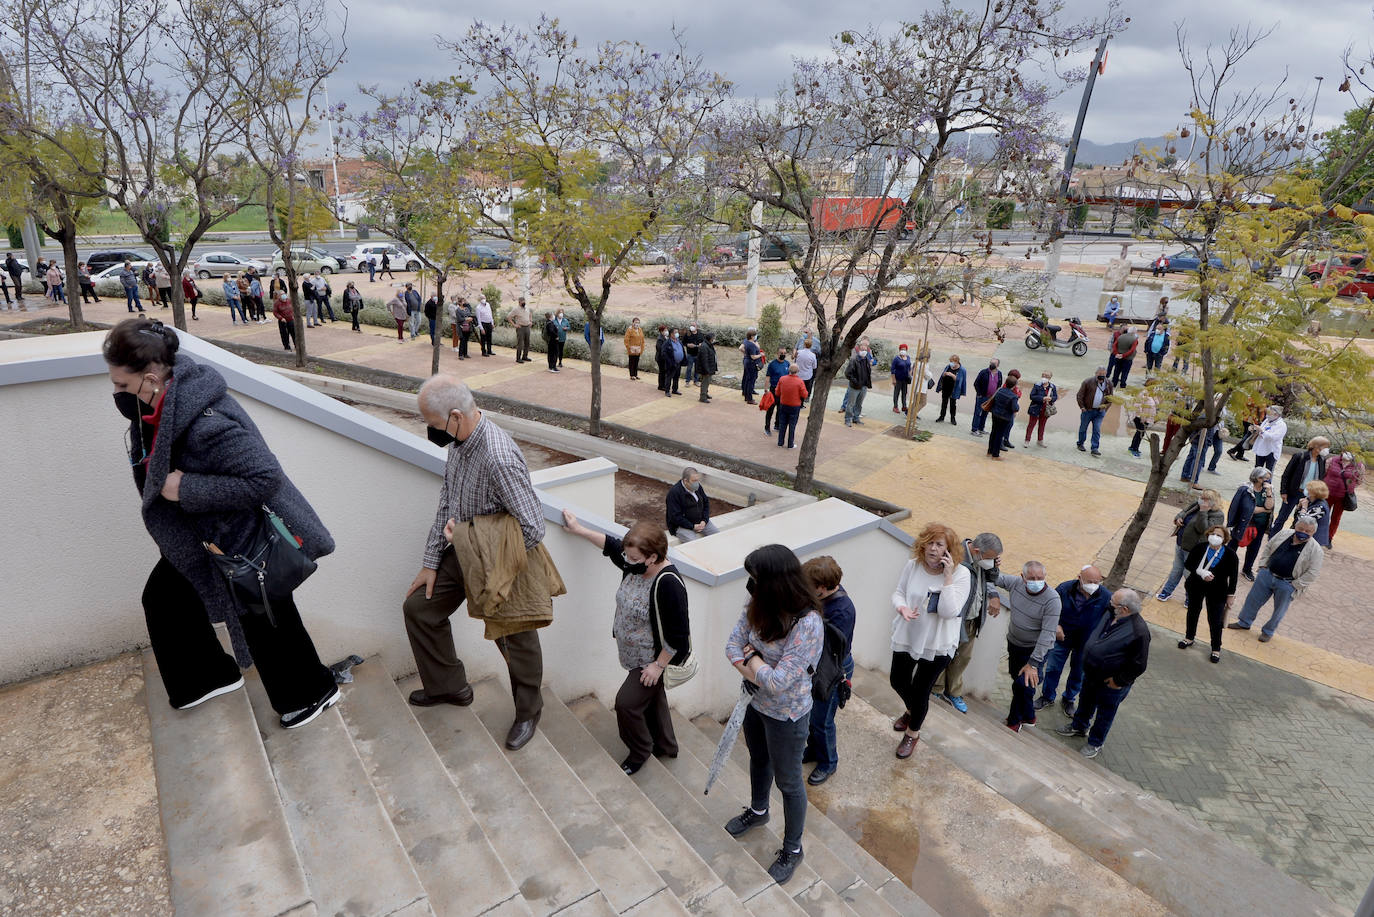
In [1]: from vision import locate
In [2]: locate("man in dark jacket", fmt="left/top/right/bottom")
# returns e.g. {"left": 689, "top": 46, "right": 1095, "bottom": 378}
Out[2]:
{"left": 842, "top": 339, "right": 873, "bottom": 427}
{"left": 970, "top": 358, "right": 1001, "bottom": 435}
{"left": 1108, "top": 325, "right": 1138, "bottom": 388}
{"left": 666, "top": 467, "right": 717, "bottom": 541}
{"left": 696, "top": 332, "right": 718, "bottom": 403}
{"left": 802, "top": 555, "right": 856, "bottom": 785}
{"left": 1270, "top": 437, "right": 1330, "bottom": 535}
{"left": 764, "top": 348, "right": 790, "bottom": 434}
{"left": 1056, "top": 588, "right": 1150, "bottom": 758}
{"left": 1075, "top": 367, "right": 1113, "bottom": 456}
{"left": 1037, "top": 565, "right": 1111, "bottom": 716}
{"left": 4, "top": 253, "right": 23, "bottom": 302}
{"left": 1143, "top": 322, "right": 1170, "bottom": 372}
{"left": 682, "top": 323, "right": 704, "bottom": 387}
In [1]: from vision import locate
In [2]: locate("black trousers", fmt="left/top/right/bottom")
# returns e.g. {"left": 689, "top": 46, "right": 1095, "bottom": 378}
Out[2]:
{"left": 615, "top": 668, "right": 678, "bottom": 765}
{"left": 480, "top": 322, "right": 494, "bottom": 354}
{"left": 893, "top": 380, "right": 909, "bottom": 411}
{"left": 546, "top": 340, "right": 559, "bottom": 370}
{"left": 1130, "top": 417, "right": 1147, "bottom": 452}
{"left": 628, "top": 354, "right": 641, "bottom": 379}
{"left": 80, "top": 281, "right": 99, "bottom": 302}
{"left": 143, "top": 557, "right": 333, "bottom": 714}
{"left": 889, "top": 650, "right": 951, "bottom": 732}
{"left": 555, "top": 340, "right": 565, "bottom": 366}
{"left": 988, "top": 416, "right": 1012, "bottom": 457}
{"left": 936, "top": 391, "right": 957, "bottom": 421}
{"left": 1184, "top": 583, "right": 1228, "bottom": 651}
{"left": 402, "top": 546, "right": 544, "bottom": 721}
{"left": 278, "top": 319, "right": 296, "bottom": 351}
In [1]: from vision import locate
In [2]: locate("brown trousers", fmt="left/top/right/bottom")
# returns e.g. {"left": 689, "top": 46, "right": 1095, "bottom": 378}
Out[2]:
{"left": 403, "top": 546, "right": 544, "bottom": 721}
{"left": 615, "top": 667, "right": 677, "bottom": 765}
{"left": 932, "top": 632, "right": 976, "bottom": 697}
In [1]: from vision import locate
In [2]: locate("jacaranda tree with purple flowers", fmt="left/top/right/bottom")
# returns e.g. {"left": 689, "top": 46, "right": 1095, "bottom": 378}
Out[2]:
{"left": 711, "top": 0, "right": 1123, "bottom": 492}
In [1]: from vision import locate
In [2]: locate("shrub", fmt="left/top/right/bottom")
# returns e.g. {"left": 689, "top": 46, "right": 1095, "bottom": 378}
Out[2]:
{"left": 757, "top": 302, "right": 784, "bottom": 356}
{"left": 986, "top": 199, "right": 1015, "bottom": 230}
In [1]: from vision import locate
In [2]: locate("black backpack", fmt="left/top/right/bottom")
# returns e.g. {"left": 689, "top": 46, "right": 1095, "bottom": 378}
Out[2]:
{"left": 809, "top": 617, "right": 852, "bottom": 708}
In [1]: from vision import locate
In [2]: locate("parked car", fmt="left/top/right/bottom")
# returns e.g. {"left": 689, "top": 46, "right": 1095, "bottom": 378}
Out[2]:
{"left": 91, "top": 262, "right": 149, "bottom": 282}
{"left": 86, "top": 249, "right": 156, "bottom": 273}
{"left": 1304, "top": 254, "right": 1366, "bottom": 282}
{"left": 346, "top": 243, "right": 421, "bottom": 272}
{"left": 1147, "top": 250, "right": 1271, "bottom": 275}
{"left": 192, "top": 251, "right": 269, "bottom": 279}
{"left": 1334, "top": 272, "right": 1374, "bottom": 299}
{"left": 269, "top": 247, "right": 342, "bottom": 274}
{"left": 631, "top": 243, "right": 671, "bottom": 265}
{"left": 459, "top": 245, "right": 514, "bottom": 270}
{"left": 732, "top": 232, "right": 804, "bottom": 262}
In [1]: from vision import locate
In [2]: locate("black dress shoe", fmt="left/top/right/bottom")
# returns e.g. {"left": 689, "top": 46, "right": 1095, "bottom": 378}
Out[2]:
{"left": 651, "top": 746, "right": 678, "bottom": 759}
{"left": 506, "top": 714, "right": 540, "bottom": 750}
{"left": 807, "top": 766, "right": 834, "bottom": 786}
{"left": 408, "top": 685, "right": 474, "bottom": 707}
{"left": 620, "top": 757, "right": 645, "bottom": 775}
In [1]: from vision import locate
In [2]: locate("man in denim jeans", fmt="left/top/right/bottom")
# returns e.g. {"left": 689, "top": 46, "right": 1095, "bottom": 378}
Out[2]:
{"left": 1075, "top": 367, "right": 1112, "bottom": 456}
{"left": 1057, "top": 588, "right": 1150, "bottom": 758}
{"left": 801, "top": 556, "right": 855, "bottom": 786}
{"left": 1227, "top": 517, "right": 1324, "bottom": 641}
{"left": 1036, "top": 564, "right": 1110, "bottom": 717}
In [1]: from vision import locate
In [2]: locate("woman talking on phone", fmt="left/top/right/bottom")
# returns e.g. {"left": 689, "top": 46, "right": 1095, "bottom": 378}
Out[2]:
{"left": 888, "top": 523, "right": 971, "bottom": 759}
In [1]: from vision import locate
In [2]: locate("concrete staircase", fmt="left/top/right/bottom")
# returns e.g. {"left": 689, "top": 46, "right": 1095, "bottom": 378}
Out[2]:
{"left": 142, "top": 650, "right": 941, "bottom": 917}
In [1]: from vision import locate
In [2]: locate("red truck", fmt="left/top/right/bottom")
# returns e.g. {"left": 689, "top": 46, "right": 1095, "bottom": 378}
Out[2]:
{"left": 811, "top": 197, "right": 913, "bottom": 234}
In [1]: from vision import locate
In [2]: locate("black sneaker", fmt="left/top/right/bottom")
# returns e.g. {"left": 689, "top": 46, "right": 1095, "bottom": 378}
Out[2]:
{"left": 280, "top": 685, "right": 341, "bottom": 729}
{"left": 725, "top": 807, "right": 769, "bottom": 837}
{"left": 767, "top": 846, "right": 804, "bottom": 884}
{"left": 173, "top": 676, "right": 245, "bottom": 710}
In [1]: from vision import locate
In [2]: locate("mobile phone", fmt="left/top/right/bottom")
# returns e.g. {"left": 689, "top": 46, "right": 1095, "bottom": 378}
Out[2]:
{"left": 926, "top": 591, "right": 942, "bottom": 615}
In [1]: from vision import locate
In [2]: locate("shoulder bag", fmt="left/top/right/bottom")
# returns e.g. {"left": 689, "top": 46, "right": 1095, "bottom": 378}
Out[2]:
{"left": 651, "top": 570, "right": 697, "bottom": 689}
{"left": 203, "top": 505, "right": 318, "bottom": 627}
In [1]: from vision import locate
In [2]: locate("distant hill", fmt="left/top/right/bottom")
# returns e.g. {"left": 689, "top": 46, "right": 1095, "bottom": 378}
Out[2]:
{"left": 1071, "top": 136, "right": 1181, "bottom": 167}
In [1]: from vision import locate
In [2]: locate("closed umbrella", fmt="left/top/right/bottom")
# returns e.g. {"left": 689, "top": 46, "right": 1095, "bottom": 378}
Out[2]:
{"left": 704, "top": 681, "right": 754, "bottom": 795}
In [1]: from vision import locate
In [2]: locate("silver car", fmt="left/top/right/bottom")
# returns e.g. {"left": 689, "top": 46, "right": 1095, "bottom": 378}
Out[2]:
{"left": 192, "top": 251, "right": 269, "bottom": 279}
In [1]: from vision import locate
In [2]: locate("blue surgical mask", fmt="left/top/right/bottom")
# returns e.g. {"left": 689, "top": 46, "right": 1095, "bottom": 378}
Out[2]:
{"left": 1294, "top": 533, "right": 1310, "bottom": 542}
{"left": 1025, "top": 580, "right": 1046, "bottom": 594}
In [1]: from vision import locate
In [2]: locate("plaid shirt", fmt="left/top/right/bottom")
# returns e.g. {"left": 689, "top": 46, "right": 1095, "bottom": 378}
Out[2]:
{"left": 423, "top": 415, "right": 545, "bottom": 569}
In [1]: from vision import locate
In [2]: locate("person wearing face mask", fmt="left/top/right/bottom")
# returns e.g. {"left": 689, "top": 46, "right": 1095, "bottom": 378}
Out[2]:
{"left": 995, "top": 561, "right": 1061, "bottom": 733}
{"left": 1180, "top": 526, "right": 1239, "bottom": 663}
{"left": 623, "top": 317, "right": 645, "bottom": 380}
{"left": 842, "top": 339, "right": 874, "bottom": 427}
{"left": 1228, "top": 516, "right": 1324, "bottom": 642}
{"left": 1322, "top": 447, "right": 1365, "bottom": 545}
{"left": 273, "top": 290, "right": 297, "bottom": 352}
{"left": 1296, "top": 479, "right": 1332, "bottom": 548}
{"left": 934, "top": 354, "right": 966, "bottom": 424}
{"left": 666, "top": 467, "right": 718, "bottom": 541}
{"left": 1075, "top": 367, "right": 1113, "bottom": 457}
{"left": 1036, "top": 565, "right": 1110, "bottom": 716}
{"left": 695, "top": 331, "right": 718, "bottom": 403}
{"left": 663, "top": 328, "right": 685, "bottom": 397}
{"left": 740, "top": 329, "right": 763, "bottom": 404}
{"left": 562, "top": 512, "right": 690, "bottom": 775}
{"left": 839, "top": 337, "right": 877, "bottom": 419}
{"left": 1055, "top": 588, "right": 1150, "bottom": 759}
{"left": 888, "top": 524, "right": 972, "bottom": 757}
{"left": 984, "top": 374, "right": 1020, "bottom": 460}
{"left": 102, "top": 318, "right": 339, "bottom": 729}
{"left": 931, "top": 532, "right": 1003, "bottom": 714}
{"left": 1024, "top": 370, "right": 1058, "bottom": 447}
{"left": 1157, "top": 489, "right": 1224, "bottom": 602}
{"left": 1250, "top": 405, "right": 1287, "bottom": 472}
{"left": 404, "top": 376, "right": 562, "bottom": 751}
{"left": 1107, "top": 323, "right": 1138, "bottom": 389}
{"left": 764, "top": 347, "right": 790, "bottom": 433}
{"left": 682, "top": 322, "right": 703, "bottom": 387}
{"left": 553, "top": 308, "right": 570, "bottom": 368}
{"left": 890, "top": 344, "right": 913, "bottom": 414}
{"left": 1270, "top": 437, "right": 1330, "bottom": 535}
{"left": 1229, "top": 467, "right": 1275, "bottom": 581}
{"left": 969, "top": 357, "right": 1001, "bottom": 436}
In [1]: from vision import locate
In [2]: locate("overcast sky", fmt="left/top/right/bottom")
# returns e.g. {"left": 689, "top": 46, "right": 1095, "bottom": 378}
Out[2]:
{"left": 335, "top": 0, "right": 1371, "bottom": 143}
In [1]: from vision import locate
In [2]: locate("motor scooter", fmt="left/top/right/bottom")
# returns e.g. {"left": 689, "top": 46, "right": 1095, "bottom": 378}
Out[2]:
{"left": 1021, "top": 308, "right": 1088, "bottom": 357}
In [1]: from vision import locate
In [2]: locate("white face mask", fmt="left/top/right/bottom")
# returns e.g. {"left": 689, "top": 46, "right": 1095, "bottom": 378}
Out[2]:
{"left": 1041, "top": 376, "right": 1051, "bottom": 384}
{"left": 1025, "top": 579, "right": 1046, "bottom": 594}
{"left": 978, "top": 557, "right": 996, "bottom": 570}
{"left": 1343, "top": 452, "right": 1354, "bottom": 462}
{"left": 1207, "top": 534, "right": 1224, "bottom": 547}
{"left": 1319, "top": 447, "right": 1330, "bottom": 457}
{"left": 1080, "top": 581, "right": 1099, "bottom": 595}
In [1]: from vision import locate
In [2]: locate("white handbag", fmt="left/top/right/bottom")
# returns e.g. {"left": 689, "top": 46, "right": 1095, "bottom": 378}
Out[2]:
{"left": 652, "top": 571, "right": 697, "bottom": 689}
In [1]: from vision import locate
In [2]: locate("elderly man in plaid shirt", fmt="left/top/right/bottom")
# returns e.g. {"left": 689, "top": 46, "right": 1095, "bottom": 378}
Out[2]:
{"left": 403, "top": 375, "right": 548, "bottom": 750}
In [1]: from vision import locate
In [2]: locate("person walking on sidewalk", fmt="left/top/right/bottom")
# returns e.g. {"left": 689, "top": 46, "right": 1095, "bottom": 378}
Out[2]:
{"left": 1127, "top": 385, "right": 1158, "bottom": 458}
{"left": 843, "top": 340, "right": 874, "bottom": 427}
{"left": 379, "top": 249, "right": 395, "bottom": 280}
{"left": 888, "top": 523, "right": 972, "bottom": 758}
{"left": 1179, "top": 525, "right": 1238, "bottom": 663}
{"left": 103, "top": 318, "right": 340, "bottom": 729}
{"left": 624, "top": 317, "right": 645, "bottom": 380}
{"left": 1055, "top": 589, "right": 1150, "bottom": 758}
{"left": 387, "top": 292, "right": 408, "bottom": 342}
{"left": 802, "top": 555, "right": 855, "bottom": 786}
{"left": 1024, "top": 371, "right": 1058, "bottom": 446}
{"left": 996, "top": 561, "right": 1061, "bottom": 733}
{"left": 273, "top": 291, "right": 297, "bottom": 351}
{"left": 932, "top": 532, "right": 1002, "bottom": 714}
{"left": 695, "top": 331, "right": 718, "bottom": 402}
{"left": 935, "top": 355, "right": 966, "bottom": 424}
{"left": 740, "top": 329, "right": 763, "bottom": 404}
{"left": 404, "top": 376, "right": 563, "bottom": 752}
{"left": 1075, "top": 367, "right": 1112, "bottom": 457}
{"left": 890, "top": 344, "right": 913, "bottom": 414}
{"left": 508, "top": 297, "right": 533, "bottom": 362}
{"left": 724, "top": 544, "right": 825, "bottom": 885}
{"left": 1227, "top": 517, "right": 1324, "bottom": 642}
{"left": 774, "top": 364, "right": 807, "bottom": 449}
{"left": 475, "top": 296, "right": 494, "bottom": 356}
{"left": 1036, "top": 565, "right": 1110, "bottom": 716}
{"left": 969, "top": 358, "right": 1001, "bottom": 435}
{"left": 562, "top": 511, "right": 689, "bottom": 775}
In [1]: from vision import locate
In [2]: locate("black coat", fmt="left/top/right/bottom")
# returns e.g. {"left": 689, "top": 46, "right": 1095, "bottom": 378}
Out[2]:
{"left": 602, "top": 535, "right": 692, "bottom": 665}
{"left": 696, "top": 341, "right": 718, "bottom": 375}
{"left": 1183, "top": 543, "right": 1239, "bottom": 601}
{"left": 1279, "top": 451, "right": 1326, "bottom": 501}
{"left": 843, "top": 353, "right": 872, "bottom": 389}
{"left": 665, "top": 480, "right": 710, "bottom": 535}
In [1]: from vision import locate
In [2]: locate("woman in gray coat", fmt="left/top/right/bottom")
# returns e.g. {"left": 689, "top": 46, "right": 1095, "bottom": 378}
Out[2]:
{"left": 104, "top": 318, "right": 339, "bottom": 728}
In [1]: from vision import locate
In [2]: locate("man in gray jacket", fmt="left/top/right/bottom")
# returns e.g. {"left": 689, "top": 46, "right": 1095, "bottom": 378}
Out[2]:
{"left": 996, "top": 561, "right": 1061, "bottom": 732}
{"left": 933, "top": 532, "right": 1003, "bottom": 714}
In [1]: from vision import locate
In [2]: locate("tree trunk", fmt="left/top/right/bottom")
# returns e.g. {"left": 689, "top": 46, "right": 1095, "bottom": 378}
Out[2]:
{"left": 431, "top": 274, "right": 444, "bottom": 376}
{"left": 588, "top": 310, "right": 603, "bottom": 437}
{"left": 793, "top": 366, "right": 839, "bottom": 492}
{"left": 1104, "top": 424, "right": 1196, "bottom": 589}
{"left": 53, "top": 220, "right": 84, "bottom": 331}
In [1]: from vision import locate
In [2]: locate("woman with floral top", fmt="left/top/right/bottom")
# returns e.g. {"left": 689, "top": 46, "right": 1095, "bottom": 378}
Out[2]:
{"left": 724, "top": 544, "right": 823, "bottom": 886}
{"left": 562, "top": 511, "right": 690, "bottom": 775}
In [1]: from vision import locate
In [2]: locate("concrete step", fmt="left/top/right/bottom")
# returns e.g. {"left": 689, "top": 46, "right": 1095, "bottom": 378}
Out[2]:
{"left": 242, "top": 668, "right": 433, "bottom": 917}
{"left": 408, "top": 677, "right": 600, "bottom": 916}
{"left": 141, "top": 650, "right": 316, "bottom": 917}
{"left": 337, "top": 661, "right": 530, "bottom": 917}
{"left": 466, "top": 679, "right": 673, "bottom": 915}
{"left": 848, "top": 665, "right": 1346, "bottom": 917}
{"left": 536, "top": 689, "right": 747, "bottom": 917}
{"left": 567, "top": 696, "right": 808, "bottom": 917}
{"left": 687, "top": 715, "right": 939, "bottom": 917}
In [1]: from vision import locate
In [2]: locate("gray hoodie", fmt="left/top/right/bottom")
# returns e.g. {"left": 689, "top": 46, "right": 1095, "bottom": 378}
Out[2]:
{"left": 996, "top": 572, "right": 1062, "bottom": 665}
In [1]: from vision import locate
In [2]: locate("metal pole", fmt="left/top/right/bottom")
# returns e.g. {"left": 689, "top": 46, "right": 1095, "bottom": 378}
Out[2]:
{"left": 322, "top": 79, "right": 345, "bottom": 239}
{"left": 1042, "top": 36, "right": 1110, "bottom": 313}
{"left": 745, "top": 200, "right": 762, "bottom": 319}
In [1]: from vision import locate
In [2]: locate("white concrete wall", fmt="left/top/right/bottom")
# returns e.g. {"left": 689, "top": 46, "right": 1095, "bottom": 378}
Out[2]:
{"left": 0, "top": 332, "right": 1006, "bottom": 719}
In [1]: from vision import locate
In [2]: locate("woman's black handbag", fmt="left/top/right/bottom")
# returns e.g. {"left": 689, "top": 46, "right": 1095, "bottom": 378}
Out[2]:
{"left": 1344, "top": 491, "right": 1358, "bottom": 512}
{"left": 204, "top": 505, "right": 317, "bottom": 626}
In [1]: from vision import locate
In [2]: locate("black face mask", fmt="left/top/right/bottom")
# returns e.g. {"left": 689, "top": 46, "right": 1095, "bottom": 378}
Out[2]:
{"left": 622, "top": 560, "right": 649, "bottom": 576}
{"left": 989, "top": 363, "right": 997, "bottom": 371}
{"left": 113, "top": 377, "right": 155, "bottom": 422}
{"left": 427, "top": 424, "right": 456, "bottom": 448}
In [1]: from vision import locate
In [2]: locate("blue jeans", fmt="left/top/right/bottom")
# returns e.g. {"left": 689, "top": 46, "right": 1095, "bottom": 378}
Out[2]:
{"left": 1077, "top": 408, "right": 1106, "bottom": 450}
{"left": 1070, "top": 673, "right": 1131, "bottom": 747}
{"left": 683, "top": 357, "right": 697, "bottom": 385}
{"left": 1181, "top": 430, "right": 1223, "bottom": 480}
{"left": 806, "top": 656, "right": 853, "bottom": 770}
{"left": 366, "top": 262, "right": 376, "bottom": 282}
{"left": 742, "top": 705, "right": 809, "bottom": 850}
{"left": 971, "top": 395, "right": 990, "bottom": 432}
{"left": 1039, "top": 632, "right": 1087, "bottom": 704}
{"left": 125, "top": 286, "right": 142, "bottom": 310}
{"left": 844, "top": 385, "right": 867, "bottom": 423}
{"left": 776, "top": 404, "right": 801, "bottom": 447}
{"left": 1159, "top": 544, "right": 1189, "bottom": 597}
{"left": 227, "top": 297, "right": 248, "bottom": 322}
{"left": 1235, "top": 568, "right": 1296, "bottom": 637}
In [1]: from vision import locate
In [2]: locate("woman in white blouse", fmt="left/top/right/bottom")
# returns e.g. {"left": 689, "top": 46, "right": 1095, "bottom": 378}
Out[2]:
{"left": 1251, "top": 405, "right": 1287, "bottom": 472}
{"left": 888, "top": 523, "right": 972, "bottom": 759}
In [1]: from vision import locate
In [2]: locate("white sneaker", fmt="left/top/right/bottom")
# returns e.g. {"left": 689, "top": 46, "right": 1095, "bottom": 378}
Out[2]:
{"left": 173, "top": 676, "right": 245, "bottom": 710}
